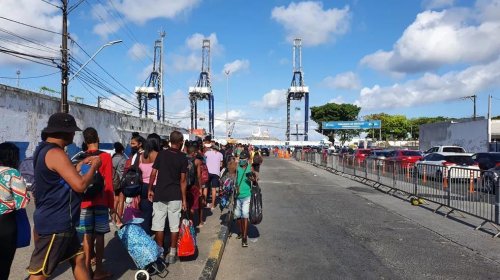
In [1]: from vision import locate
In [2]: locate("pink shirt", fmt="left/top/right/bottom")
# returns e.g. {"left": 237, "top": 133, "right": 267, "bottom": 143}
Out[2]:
{"left": 205, "top": 150, "right": 223, "bottom": 175}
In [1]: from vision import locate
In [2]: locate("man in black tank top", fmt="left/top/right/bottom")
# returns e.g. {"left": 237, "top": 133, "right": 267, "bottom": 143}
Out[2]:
{"left": 28, "top": 113, "right": 101, "bottom": 280}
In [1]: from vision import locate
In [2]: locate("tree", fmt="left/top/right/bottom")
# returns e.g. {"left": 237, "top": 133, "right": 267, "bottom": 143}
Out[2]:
{"left": 365, "top": 113, "right": 410, "bottom": 141}
{"left": 409, "top": 116, "right": 450, "bottom": 139}
{"left": 310, "top": 103, "right": 361, "bottom": 145}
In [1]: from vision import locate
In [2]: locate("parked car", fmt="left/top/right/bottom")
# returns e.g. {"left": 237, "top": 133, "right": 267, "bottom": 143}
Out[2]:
{"left": 424, "top": 146, "right": 466, "bottom": 154}
{"left": 471, "top": 152, "right": 500, "bottom": 171}
{"left": 366, "top": 149, "right": 391, "bottom": 166}
{"left": 352, "top": 149, "right": 371, "bottom": 164}
{"left": 260, "top": 147, "right": 270, "bottom": 157}
{"left": 415, "top": 152, "right": 480, "bottom": 179}
{"left": 386, "top": 149, "right": 423, "bottom": 168}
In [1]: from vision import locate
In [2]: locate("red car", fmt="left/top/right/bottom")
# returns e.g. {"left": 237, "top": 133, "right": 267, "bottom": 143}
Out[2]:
{"left": 353, "top": 149, "right": 372, "bottom": 164}
{"left": 386, "top": 150, "right": 423, "bottom": 168}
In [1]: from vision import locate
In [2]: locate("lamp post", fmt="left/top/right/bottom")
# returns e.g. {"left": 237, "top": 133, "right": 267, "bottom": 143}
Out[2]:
{"left": 224, "top": 70, "right": 230, "bottom": 139}
{"left": 69, "top": 40, "right": 123, "bottom": 83}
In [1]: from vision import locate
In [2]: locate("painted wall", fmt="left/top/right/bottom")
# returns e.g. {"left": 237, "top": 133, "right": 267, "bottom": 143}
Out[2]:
{"left": 419, "top": 119, "right": 488, "bottom": 153}
{"left": 0, "top": 84, "right": 187, "bottom": 159}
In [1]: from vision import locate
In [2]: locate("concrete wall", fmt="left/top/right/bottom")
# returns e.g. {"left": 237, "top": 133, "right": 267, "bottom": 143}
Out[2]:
{"left": 419, "top": 119, "right": 488, "bottom": 153}
{"left": 0, "top": 84, "right": 187, "bottom": 159}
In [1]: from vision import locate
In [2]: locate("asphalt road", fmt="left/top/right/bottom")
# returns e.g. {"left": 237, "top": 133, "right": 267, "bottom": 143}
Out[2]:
{"left": 217, "top": 157, "right": 500, "bottom": 280}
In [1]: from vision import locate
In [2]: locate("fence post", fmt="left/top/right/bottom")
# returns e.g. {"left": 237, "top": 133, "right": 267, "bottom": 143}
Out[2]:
{"left": 392, "top": 162, "right": 396, "bottom": 189}
{"left": 413, "top": 165, "right": 418, "bottom": 196}
{"left": 365, "top": 160, "right": 368, "bottom": 179}
{"left": 446, "top": 168, "right": 451, "bottom": 207}
{"left": 377, "top": 161, "right": 381, "bottom": 182}
{"left": 496, "top": 178, "right": 500, "bottom": 225}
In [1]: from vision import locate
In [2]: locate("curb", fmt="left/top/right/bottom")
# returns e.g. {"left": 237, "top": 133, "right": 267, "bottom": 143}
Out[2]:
{"left": 198, "top": 208, "right": 233, "bottom": 280}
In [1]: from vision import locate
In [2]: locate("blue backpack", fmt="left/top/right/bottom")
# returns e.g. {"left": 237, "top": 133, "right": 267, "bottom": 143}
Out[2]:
{"left": 79, "top": 151, "right": 105, "bottom": 199}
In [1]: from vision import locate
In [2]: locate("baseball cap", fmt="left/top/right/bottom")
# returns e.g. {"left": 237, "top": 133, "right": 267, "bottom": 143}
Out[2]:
{"left": 42, "top": 113, "right": 82, "bottom": 134}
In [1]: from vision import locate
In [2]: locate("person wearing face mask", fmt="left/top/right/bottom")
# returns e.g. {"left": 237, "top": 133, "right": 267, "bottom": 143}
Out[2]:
{"left": 234, "top": 151, "right": 255, "bottom": 247}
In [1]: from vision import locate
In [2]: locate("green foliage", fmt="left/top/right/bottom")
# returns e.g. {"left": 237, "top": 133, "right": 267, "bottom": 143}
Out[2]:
{"left": 310, "top": 103, "right": 361, "bottom": 145}
{"left": 365, "top": 114, "right": 451, "bottom": 140}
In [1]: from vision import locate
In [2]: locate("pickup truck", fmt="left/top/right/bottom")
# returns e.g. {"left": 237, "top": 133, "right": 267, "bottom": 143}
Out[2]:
{"left": 424, "top": 146, "right": 466, "bottom": 154}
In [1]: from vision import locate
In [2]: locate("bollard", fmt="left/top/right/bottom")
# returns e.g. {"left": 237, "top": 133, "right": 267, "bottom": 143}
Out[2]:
{"left": 469, "top": 170, "right": 474, "bottom": 193}
{"left": 443, "top": 172, "right": 448, "bottom": 189}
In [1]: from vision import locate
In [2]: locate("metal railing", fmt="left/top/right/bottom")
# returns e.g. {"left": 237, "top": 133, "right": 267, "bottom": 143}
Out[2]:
{"left": 295, "top": 152, "right": 500, "bottom": 237}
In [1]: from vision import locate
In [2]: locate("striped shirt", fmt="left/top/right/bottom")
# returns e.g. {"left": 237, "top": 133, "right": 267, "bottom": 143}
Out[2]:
{"left": 0, "top": 166, "right": 30, "bottom": 215}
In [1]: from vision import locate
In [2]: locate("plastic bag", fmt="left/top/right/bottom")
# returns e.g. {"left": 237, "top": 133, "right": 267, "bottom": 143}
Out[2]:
{"left": 177, "top": 214, "right": 196, "bottom": 257}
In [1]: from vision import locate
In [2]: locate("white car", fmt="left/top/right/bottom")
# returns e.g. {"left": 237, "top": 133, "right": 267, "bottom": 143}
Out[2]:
{"left": 416, "top": 152, "right": 480, "bottom": 179}
{"left": 424, "top": 145, "right": 466, "bottom": 154}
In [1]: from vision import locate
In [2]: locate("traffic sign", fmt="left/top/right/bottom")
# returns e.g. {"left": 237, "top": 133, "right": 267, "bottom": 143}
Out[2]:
{"left": 322, "top": 120, "right": 381, "bottom": 130}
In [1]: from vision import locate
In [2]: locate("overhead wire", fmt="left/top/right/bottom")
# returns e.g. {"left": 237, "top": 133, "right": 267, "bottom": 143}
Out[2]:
{"left": 0, "top": 71, "right": 59, "bottom": 79}
{"left": 0, "top": 36, "right": 59, "bottom": 55}
{"left": 0, "top": 27, "right": 59, "bottom": 52}
{"left": 39, "top": 0, "right": 62, "bottom": 9}
{"left": 0, "top": 16, "right": 62, "bottom": 35}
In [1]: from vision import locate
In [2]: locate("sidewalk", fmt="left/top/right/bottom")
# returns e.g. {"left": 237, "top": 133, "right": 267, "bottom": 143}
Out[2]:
{"left": 10, "top": 202, "right": 230, "bottom": 279}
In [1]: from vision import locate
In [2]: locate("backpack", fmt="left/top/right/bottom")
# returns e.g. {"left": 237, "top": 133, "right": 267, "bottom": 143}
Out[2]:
{"left": 186, "top": 157, "right": 196, "bottom": 187}
{"left": 112, "top": 154, "right": 126, "bottom": 191}
{"left": 200, "top": 162, "right": 209, "bottom": 185}
{"left": 121, "top": 154, "right": 143, "bottom": 197}
{"left": 249, "top": 183, "right": 263, "bottom": 225}
{"left": 80, "top": 151, "right": 105, "bottom": 199}
{"left": 19, "top": 156, "right": 35, "bottom": 192}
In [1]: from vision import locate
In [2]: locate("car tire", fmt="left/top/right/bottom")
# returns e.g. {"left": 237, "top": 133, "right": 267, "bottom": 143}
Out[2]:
{"left": 482, "top": 177, "right": 496, "bottom": 194}
{"left": 435, "top": 170, "right": 443, "bottom": 182}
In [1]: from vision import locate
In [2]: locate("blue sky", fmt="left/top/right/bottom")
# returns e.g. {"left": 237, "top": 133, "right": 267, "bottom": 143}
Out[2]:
{"left": 1, "top": 0, "right": 499, "bottom": 140}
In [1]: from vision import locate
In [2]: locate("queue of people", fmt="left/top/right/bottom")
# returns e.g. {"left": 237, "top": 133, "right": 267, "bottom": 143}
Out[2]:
{"left": 0, "top": 112, "right": 265, "bottom": 280}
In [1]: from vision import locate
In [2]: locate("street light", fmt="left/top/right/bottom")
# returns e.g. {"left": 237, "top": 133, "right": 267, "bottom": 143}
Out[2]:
{"left": 224, "top": 69, "right": 230, "bottom": 139}
{"left": 69, "top": 40, "right": 123, "bottom": 82}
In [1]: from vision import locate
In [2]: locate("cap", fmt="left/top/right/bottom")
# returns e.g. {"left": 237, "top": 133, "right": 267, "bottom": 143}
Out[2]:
{"left": 42, "top": 113, "right": 82, "bottom": 134}
{"left": 239, "top": 151, "right": 250, "bottom": 159}
{"left": 204, "top": 143, "right": 212, "bottom": 148}
{"left": 219, "top": 139, "right": 227, "bottom": 146}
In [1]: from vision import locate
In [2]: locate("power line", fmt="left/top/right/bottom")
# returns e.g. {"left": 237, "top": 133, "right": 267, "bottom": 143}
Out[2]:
{"left": 0, "top": 27, "right": 59, "bottom": 51}
{"left": 68, "top": 0, "right": 85, "bottom": 13}
{"left": 39, "top": 0, "right": 62, "bottom": 9}
{"left": 0, "top": 36, "right": 59, "bottom": 55}
{"left": 0, "top": 16, "right": 62, "bottom": 35}
{"left": 0, "top": 71, "right": 59, "bottom": 79}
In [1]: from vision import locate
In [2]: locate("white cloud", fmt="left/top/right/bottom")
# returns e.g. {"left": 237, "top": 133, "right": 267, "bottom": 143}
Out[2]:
{"left": 115, "top": 0, "right": 200, "bottom": 25}
{"left": 354, "top": 56, "right": 500, "bottom": 110}
{"left": 222, "top": 59, "right": 250, "bottom": 75}
{"left": 271, "top": 1, "right": 351, "bottom": 46}
{"left": 127, "top": 43, "right": 149, "bottom": 61}
{"left": 422, "top": 0, "right": 455, "bottom": 9}
{"left": 329, "top": 96, "right": 345, "bottom": 104}
{"left": 252, "top": 89, "right": 287, "bottom": 109}
{"left": 171, "top": 33, "right": 223, "bottom": 73}
{"left": 361, "top": 2, "right": 500, "bottom": 74}
{"left": 0, "top": 0, "right": 61, "bottom": 66}
{"left": 322, "top": 72, "right": 361, "bottom": 90}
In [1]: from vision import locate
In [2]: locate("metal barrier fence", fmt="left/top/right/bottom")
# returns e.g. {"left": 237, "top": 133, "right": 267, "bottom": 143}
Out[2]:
{"left": 295, "top": 152, "right": 500, "bottom": 236}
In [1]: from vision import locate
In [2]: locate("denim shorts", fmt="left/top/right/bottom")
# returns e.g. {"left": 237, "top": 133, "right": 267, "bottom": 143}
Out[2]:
{"left": 234, "top": 196, "right": 251, "bottom": 219}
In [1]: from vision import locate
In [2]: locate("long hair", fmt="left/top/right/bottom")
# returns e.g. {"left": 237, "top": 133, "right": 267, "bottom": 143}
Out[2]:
{"left": 143, "top": 137, "right": 160, "bottom": 159}
{"left": 0, "top": 142, "right": 20, "bottom": 169}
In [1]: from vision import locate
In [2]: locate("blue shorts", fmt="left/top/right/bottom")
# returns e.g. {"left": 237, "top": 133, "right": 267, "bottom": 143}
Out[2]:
{"left": 77, "top": 206, "right": 110, "bottom": 234}
{"left": 234, "top": 197, "right": 251, "bottom": 219}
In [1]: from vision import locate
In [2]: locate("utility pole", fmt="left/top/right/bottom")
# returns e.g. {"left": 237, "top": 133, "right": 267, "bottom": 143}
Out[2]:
{"left": 488, "top": 94, "right": 492, "bottom": 149}
{"left": 159, "top": 30, "right": 165, "bottom": 123}
{"left": 16, "top": 70, "right": 20, "bottom": 87}
{"left": 60, "top": 0, "right": 69, "bottom": 113}
{"left": 97, "top": 96, "right": 107, "bottom": 108}
{"left": 462, "top": 94, "right": 477, "bottom": 120}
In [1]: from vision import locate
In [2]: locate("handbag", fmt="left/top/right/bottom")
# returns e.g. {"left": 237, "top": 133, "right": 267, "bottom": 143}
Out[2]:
{"left": 177, "top": 212, "right": 196, "bottom": 257}
{"left": 249, "top": 183, "right": 263, "bottom": 225}
{"left": 16, "top": 208, "right": 31, "bottom": 248}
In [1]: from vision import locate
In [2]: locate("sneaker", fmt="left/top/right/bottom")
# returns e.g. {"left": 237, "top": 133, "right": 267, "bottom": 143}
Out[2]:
{"left": 166, "top": 254, "right": 178, "bottom": 264}
{"left": 206, "top": 203, "right": 212, "bottom": 209}
{"left": 236, "top": 233, "right": 242, "bottom": 239}
{"left": 242, "top": 238, "right": 248, "bottom": 247}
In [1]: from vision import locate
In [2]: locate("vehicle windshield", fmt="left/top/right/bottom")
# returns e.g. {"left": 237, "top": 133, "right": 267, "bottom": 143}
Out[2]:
{"left": 445, "top": 155, "right": 474, "bottom": 165}
{"left": 402, "top": 151, "right": 421, "bottom": 156}
{"left": 443, "top": 147, "right": 465, "bottom": 153}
